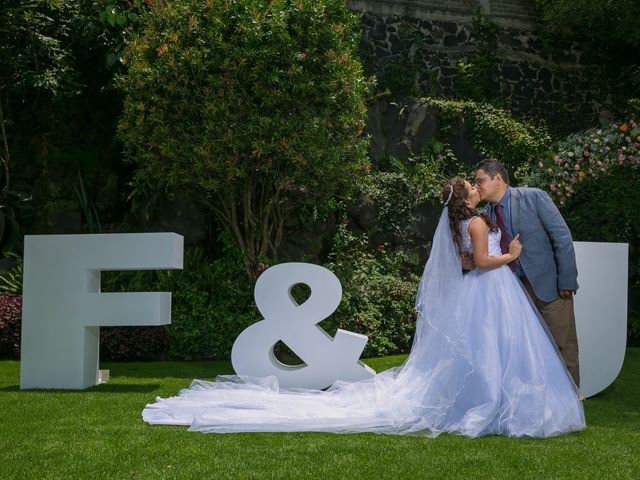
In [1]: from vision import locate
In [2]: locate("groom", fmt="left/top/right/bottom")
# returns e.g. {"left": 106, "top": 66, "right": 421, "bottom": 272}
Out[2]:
{"left": 465, "top": 158, "right": 580, "bottom": 387}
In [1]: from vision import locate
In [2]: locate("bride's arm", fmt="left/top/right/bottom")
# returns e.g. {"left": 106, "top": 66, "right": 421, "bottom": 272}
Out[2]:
{"left": 468, "top": 217, "right": 520, "bottom": 269}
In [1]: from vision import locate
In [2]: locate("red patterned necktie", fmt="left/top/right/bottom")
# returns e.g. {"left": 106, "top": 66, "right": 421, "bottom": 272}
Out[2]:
{"left": 494, "top": 204, "right": 517, "bottom": 272}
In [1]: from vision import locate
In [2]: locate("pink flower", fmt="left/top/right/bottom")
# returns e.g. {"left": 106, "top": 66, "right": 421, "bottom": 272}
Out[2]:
{"left": 538, "top": 161, "right": 544, "bottom": 168}
{"left": 618, "top": 154, "right": 625, "bottom": 161}
{"left": 583, "top": 151, "right": 590, "bottom": 157}
{"left": 378, "top": 244, "right": 386, "bottom": 252}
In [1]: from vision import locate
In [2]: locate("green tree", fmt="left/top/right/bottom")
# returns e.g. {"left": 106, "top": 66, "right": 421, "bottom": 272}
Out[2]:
{"left": 0, "top": 1, "right": 153, "bottom": 243}
{"left": 117, "top": 0, "right": 373, "bottom": 276}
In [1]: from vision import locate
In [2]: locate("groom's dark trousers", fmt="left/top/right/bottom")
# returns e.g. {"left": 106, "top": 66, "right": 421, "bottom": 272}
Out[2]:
{"left": 486, "top": 186, "right": 580, "bottom": 388}
{"left": 521, "top": 278, "right": 580, "bottom": 387}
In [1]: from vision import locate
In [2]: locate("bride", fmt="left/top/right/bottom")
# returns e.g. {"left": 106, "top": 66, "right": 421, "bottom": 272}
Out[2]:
{"left": 142, "top": 177, "right": 586, "bottom": 437}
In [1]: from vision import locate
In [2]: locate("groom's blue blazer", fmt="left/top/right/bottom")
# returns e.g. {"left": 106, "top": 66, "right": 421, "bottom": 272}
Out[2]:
{"left": 483, "top": 187, "right": 578, "bottom": 303}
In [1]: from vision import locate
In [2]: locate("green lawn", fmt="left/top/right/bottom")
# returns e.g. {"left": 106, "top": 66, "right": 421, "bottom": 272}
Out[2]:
{"left": 1, "top": 350, "right": 638, "bottom": 479}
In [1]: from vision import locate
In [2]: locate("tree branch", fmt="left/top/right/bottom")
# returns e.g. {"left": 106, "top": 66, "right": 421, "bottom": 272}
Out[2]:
{"left": 0, "top": 94, "right": 11, "bottom": 192}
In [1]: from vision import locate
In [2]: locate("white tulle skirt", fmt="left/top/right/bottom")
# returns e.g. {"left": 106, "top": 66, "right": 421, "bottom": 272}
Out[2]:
{"left": 142, "top": 264, "right": 585, "bottom": 437}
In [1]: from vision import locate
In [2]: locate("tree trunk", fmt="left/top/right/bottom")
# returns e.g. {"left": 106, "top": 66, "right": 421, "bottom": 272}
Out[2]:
{"left": 214, "top": 180, "right": 289, "bottom": 280}
{"left": 0, "top": 94, "right": 11, "bottom": 191}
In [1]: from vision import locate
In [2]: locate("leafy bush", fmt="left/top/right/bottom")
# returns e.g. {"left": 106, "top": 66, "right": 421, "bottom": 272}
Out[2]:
{"left": 0, "top": 253, "right": 22, "bottom": 295}
{"left": 524, "top": 117, "right": 640, "bottom": 345}
{"left": 0, "top": 294, "right": 21, "bottom": 359}
{"left": 357, "top": 140, "right": 465, "bottom": 251}
{"left": 322, "top": 223, "right": 421, "bottom": 357}
{"left": 117, "top": 0, "right": 373, "bottom": 275}
{"left": 164, "top": 245, "right": 258, "bottom": 360}
{"left": 420, "top": 97, "right": 552, "bottom": 177}
{"left": 102, "top": 242, "right": 257, "bottom": 360}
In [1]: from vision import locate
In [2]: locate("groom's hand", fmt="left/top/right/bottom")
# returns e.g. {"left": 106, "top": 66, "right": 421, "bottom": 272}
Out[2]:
{"left": 558, "top": 290, "right": 575, "bottom": 300}
{"left": 461, "top": 252, "right": 476, "bottom": 271}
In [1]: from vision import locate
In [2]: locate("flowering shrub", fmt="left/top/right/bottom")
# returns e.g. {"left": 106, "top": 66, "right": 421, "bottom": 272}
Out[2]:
{"left": 529, "top": 119, "right": 640, "bottom": 205}
{"left": 0, "top": 294, "right": 21, "bottom": 359}
{"left": 525, "top": 118, "right": 640, "bottom": 345}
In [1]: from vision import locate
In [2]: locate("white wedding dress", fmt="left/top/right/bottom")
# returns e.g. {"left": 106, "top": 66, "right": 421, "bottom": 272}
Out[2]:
{"left": 142, "top": 210, "right": 586, "bottom": 437}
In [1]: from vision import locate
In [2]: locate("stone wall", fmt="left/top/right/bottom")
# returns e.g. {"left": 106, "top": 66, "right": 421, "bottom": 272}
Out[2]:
{"left": 348, "top": 0, "right": 614, "bottom": 132}
{"left": 349, "top": 0, "right": 536, "bottom": 28}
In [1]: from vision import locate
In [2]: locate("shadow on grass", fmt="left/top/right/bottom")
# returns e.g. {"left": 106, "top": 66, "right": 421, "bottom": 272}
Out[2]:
{"left": 101, "top": 356, "right": 408, "bottom": 380}
{"left": 0, "top": 383, "right": 161, "bottom": 393}
{"left": 101, "top": 361, "right": 235, "bottom": 379}
{"left": 580, "top": 350, "right": 640, "bottom": 433}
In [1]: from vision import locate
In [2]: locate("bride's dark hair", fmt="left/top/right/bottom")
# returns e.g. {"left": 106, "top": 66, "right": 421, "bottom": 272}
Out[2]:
{"left": 442, "top": 177, "right": 497, "bottom": 253}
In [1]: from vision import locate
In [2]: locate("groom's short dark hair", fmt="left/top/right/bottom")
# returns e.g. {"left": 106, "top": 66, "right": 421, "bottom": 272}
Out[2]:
{"left": 474, "top": 158, "right": 510, "bottom": 184}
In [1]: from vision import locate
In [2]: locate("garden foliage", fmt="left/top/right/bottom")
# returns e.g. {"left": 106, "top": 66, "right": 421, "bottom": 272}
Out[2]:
{"left": 525, "top": 116, "right": 640, "bottom": 344}
{"left": 101, "top": 241, "right": 257, "bottom": 361}
{"left": 117, "top": 0, "right": 373, "bottom": 276}
{"left": 322, "top": 223, "right": 421, "bottom": 357}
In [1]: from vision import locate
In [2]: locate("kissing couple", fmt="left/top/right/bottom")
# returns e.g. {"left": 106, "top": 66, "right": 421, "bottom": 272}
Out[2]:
{"left": 143, "top": 158, "right": 585, "bottom": 438}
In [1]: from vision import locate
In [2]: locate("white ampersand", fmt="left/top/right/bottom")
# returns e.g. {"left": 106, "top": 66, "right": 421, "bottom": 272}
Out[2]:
{"left": 231, "top": 262, "right": 376, "bottom": 389}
